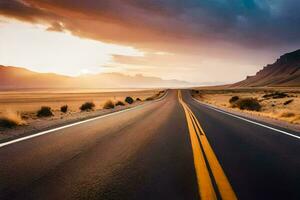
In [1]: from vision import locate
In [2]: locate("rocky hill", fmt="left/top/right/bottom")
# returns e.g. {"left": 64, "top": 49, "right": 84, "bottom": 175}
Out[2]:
{"left": 233, "top": 49, "right": 300, "bottom": 87}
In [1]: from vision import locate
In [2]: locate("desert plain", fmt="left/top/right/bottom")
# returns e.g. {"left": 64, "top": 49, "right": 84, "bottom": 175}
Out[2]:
{"left": 192, "top": 87, "right": 300, "bottom": 131}
{"left": 0, "top": 89, "right": 163, "bottom": 141}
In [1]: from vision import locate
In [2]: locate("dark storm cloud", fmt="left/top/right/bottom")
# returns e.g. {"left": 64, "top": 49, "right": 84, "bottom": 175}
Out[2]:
{"left": 1, "top": 0, "right": 300, "bottom": 50}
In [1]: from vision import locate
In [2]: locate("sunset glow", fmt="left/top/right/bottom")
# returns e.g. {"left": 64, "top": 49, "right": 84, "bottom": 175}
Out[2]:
{"left": 0, "top": 18, "right": 144, "bottom": 76}
{"left": 1, "top": 0, "right": 300, "bottom": 83}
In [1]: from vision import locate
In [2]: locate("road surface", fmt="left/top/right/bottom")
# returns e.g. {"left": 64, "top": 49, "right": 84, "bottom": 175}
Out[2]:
{"left": 0, "top": 90, "right": 299, "bottom": 200}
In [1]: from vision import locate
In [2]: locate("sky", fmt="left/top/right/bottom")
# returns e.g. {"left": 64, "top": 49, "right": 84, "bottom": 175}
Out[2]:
{"left": 0, "top": 0, "right": 300, "bottom": 84}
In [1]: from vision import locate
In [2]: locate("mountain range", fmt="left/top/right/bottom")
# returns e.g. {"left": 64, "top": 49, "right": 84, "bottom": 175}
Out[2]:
{"left": 233, "top": 49, "right": 300, "bottom": 87}
{"left": 0, "top": 65, "right": 192, "bottom": 89}
{"left": 1, "top": 49, "right": 300, "bottom": 89}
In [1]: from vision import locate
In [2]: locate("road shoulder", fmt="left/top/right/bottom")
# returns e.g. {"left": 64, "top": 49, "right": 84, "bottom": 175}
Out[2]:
{"left": 0, "top": 92, "right": 168, "bottom": 144}
{"left": 192, "top": 97, "right": 300, "bottom": 133}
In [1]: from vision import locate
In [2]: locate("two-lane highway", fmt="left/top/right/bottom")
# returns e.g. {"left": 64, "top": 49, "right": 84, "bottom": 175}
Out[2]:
{"left": 0, "top": 90, "right": 199, "bottom": 200}
{"left": 182, "top": 90, "right": 300, "bottom": 200}
{"left": 0, "top": 90, "right": 299, "bottom": 200}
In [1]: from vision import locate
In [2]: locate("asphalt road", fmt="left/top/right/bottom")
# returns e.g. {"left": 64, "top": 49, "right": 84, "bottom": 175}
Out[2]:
{"left": 0, "top": 90, "right": 299, "bottom": 200}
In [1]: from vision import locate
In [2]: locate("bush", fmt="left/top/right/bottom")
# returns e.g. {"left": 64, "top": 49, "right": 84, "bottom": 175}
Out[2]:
{"left": 125, "top": 96, "right": 134, "bottom": 104}
{"left": 284, "top": 99, "right": 294, "bottom": 105}
{"left": 145, "top": 97, "right": 154, "bottom": 101}
{"left": 280, "top": 112, "right": 295, "bottom": 118}
{"left": 263, "top": 92, "right": 289, "bottom": 99}
{"left": 115, "top": 101, "right": 125, "bottom": 106}
{"left": 0, "top": 117, "right": 19, "bottom": 128}
{"left": 37, "top": 106, "right": 53, "bottom": 117}
{"left": 136, "top": 98, "right": 141, "bottom": 101}
{"left": 0, "top": 112, "right": 26, "bottom": 128}
{"left": 80, "top": 102, "right": 95, "bottom": 111}
{"left": 60, "top": 105, "right": 68, "bottom": 113}
{"left": 235, "top": 98, "right": 261, "bottom": 111}
{"left": 229, "top": 96, "right": 239, "bottom": 104}
{"left": 103, "top": 100, "right": 115, "bottom": 109}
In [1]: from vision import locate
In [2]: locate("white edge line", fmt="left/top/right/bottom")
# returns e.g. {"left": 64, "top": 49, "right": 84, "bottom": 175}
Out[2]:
{"left": 0, "top": 91, "right": 169, "bottom": 148}
{"left": 192, "top": 97, "right": 300, "bottom": 140}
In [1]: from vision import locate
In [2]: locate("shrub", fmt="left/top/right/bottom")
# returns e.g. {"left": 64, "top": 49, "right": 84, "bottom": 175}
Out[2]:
{"left": 280, "top": 112, "right": 295, "bottom": 118}
{"left": 37, "top": 106, "right": 53, "bottom": 117}
{"left": 283, "top": 99, "right": 294, "bottom": 105}
{"left": 0, "top": 117, "right": 19, "bottom": 128}
{"left": 80, "top": 102, "right": 95, "bottom": 111}
{"left": 159, "top": 90, "right": 165, "bottom": 94}
{"left": 103, "top": 100, "right": 115, "bottom": 109}
{"left": 263, "top": 92, "right": 289, "bottom": 99}
{"left": 60, "top": 105, "right": 68, "bottom": 113}
{"left": 229, "top": 96, "right": 239, "bottom": 104}
{"left": 115, "top": 100, "right": 125, "bottom": 106}
{"left": 125, "top": 96, "right": 134, "bottom": 104}
{"left": 235, "top": 98, "right": 261, "bottom": 111}
{"left": 145, "top": 96, "right": 154, "bottom": 101}
{"left": 0, "top": 112, "right": 26, "bottom": 128}
{"left": 136, "top": 98, "right": 141, "bottom": 101}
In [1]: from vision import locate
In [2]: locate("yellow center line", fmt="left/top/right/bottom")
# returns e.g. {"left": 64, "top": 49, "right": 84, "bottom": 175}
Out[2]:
{"left": 178, "top": 91, "right": 217, "bottom": 200}
{"left": 178, "top": 90, "right": 237, "bottom": 200}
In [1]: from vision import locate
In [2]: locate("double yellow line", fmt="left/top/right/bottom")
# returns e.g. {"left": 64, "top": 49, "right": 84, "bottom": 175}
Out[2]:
{"left": 178, "top": 90, "right": 237, "bottom": 200}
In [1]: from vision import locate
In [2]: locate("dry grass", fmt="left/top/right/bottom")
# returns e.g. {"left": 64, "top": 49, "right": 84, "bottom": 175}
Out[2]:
{"left": 0, "top": 89, "right": 159, "bottom": 113}
{"left": 193, "top": 88, "right": 300, "bottom": 124}
{"left": 115, "top": 101, "right": 125, "bottom": 106}
{"left": 80, "top": 102, "right": 95, "bottom": 111}
{"left": 103, "top": 100, "right": 115, "bottom": 109}
{"left": 37, "top": 106, "right": 54, "bottom": 117}
{"left": 60, "top": 105, "right": 68, "bottom": 113}
{"left": 0, "top": 110, "right": 27, "bottom": 128}
{"left": 232, "top": 98, "right": 261, "bottom": 111}
{"left": 0, "top": 89, "right": 160, "bottom": 130}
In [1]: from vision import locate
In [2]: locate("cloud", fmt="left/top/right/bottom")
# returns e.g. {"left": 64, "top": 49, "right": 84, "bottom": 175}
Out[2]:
{"left": 1, "top": 0, "right": 300, "bottom": 83}
{"left": 46, "top": 21, "right": 65, "bottom": 32}
{"left": 1, "top": 0, "right": 299, "bottom": 52}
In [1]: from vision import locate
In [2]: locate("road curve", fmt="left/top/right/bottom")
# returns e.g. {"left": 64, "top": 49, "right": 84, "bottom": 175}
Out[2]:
{"left": 0, "top": 89, "right": 299, "bottom": 200}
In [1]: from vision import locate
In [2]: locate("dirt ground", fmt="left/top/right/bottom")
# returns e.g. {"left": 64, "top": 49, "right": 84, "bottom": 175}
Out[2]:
{"left": 0, "top": 89, "right": 164, "bottom": 141}
{"left": 0, "top": 89, "right": 160, "bottom": 113}
{"left": 192, "top": 87, "right": 300, "bottom": 126}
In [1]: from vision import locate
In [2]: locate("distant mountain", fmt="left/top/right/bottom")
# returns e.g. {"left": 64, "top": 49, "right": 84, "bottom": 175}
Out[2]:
{"left": 0, "top": 65, "right": 192, "bottom": 89}
{"left": 232, "top": 49, "right": 300, "bottom": 87}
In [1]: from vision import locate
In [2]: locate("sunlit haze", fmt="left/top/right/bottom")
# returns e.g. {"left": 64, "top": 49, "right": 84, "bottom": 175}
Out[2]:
{"left": 1, "top": 1, "right": 300, "bottom": 84}
{"left": 0, "top": 17, "right": 144, "bottom": 76}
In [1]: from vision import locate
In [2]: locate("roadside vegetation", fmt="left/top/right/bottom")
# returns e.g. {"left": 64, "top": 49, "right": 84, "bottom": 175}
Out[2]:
{"left": 263, "top": 91, "right": 289, "bottom": 99}
{"left": 115, "top": 101, "right": 125, "bottom": 106}
{"left": 125, "top": 96, "right": 134, "bottom": 104}
{"left": 192, "top": 88, "right": 300, "bottom": 125}
{"left": 0, "top": 91, "right": 161, "bottom": 131}
{"left": 60, "top": 105, "right": 68, "bottom": 113}
{"left": 37, "top": 106, "right": 54, "bottom": 117}
{"left": 80, "top": 102, "right": 95, "bottom": 111}
{"left": 0, "top": 111, "right": 26, "bottom": 128}
{"left": 284, "top": 99, "right": 294, "bottom": 105}
{"left": 229, "top": 96, "right": 239, "bottom": 104}
{"left": 145, "top": 91, "right": 164, "bottom": 101}
{"left": 145, "top": 96, "right": 154, "bottom": 101}
{"left": 103, "top": 100, "right": 115, "bottom": 109}
{"left": 231, "top": 97, "right": 261, "bottom": 111}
